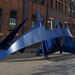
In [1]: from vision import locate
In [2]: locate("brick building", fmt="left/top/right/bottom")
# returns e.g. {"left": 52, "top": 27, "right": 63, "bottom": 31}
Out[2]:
{"left": 26, "top": 0, "right": 75, "bottom": 36}
{"left": 0, "top": 0, "right": 23, "bottom": 40}
{"left": 0, "top": 0, "right": 75, "bottom": 41}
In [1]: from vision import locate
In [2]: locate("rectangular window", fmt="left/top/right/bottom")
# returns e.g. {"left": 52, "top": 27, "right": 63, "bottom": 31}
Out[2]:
{"left": 41, "top": 0, "right": 44, "bottom": 5}
{"left": 9, "top": 11, "right": 17, "bottom": 32}
{"left": 72, "top": 6, "right": 75, "bottom": 18}
{"left": 56, "top": 0, "right": 57, "bottom": 10}
{"left": 32, "top": 15, "right": 36, "bottom": 27}
{"left": 32, "top": 0, "right": 36, "bottom": 2}
{"left": 50, "top": 0, "right": 53, "bottom": 8}
{"left": 68, "top": 3, "right": 71, "bottom": 16}
{"left": 60, "top": 0, "right": 63, "bottom": 2}
{"left": 41, "top": 16, "right": 44, "bottom": 24}
{"left": 59, "top": 2, "right": 60, "bottom": 11}
{"left": 72, "top": 24, "right": 74, "bottom": 36}
{"left": 0, "top": 9, "right": 2, "bottom": 32}
{"left": 61, "top": 3, "right": 63, "bottom": 12}
{"left": 65, "top": 0, "right": 67, "bottom": 3}
{"left": 60, "top": 0, "right": 63, "bottom": 12}
{"left": 65, "top": 5, "right": 67, "bottom": 14}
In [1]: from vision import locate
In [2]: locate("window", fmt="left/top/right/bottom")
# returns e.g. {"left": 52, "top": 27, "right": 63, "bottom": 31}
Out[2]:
{"left": 61, "top": 3, "right": 63, "bottom": 12}
{"left": 60, "top": 0, "right": 63, "bottom": 2}
{"left": 9, "top": 11, "right": 17, "bottom": 32}
{"left": 72, "top": 6, "right": 75, "bottom": 18}
{"left": 68, "top": 3, "right": 71, "bottom": 16}
{"left": 56, "top": 0, "right": 57, "bottom": 10}
{"left": 65, "top": 5, "right": 67, "bottom": 14}
{"left": 72, "top": 24, "right": 74, "bottom": 36}
{"left": 41, "top": 0, "right": 44, "bottom": 5}
{"left": 32, "top": 15, "right": 36, "bottom": 27}
{"left": 59, "top": 2, "right": 60, "bottom": 11}
{"left": 50, "top": 0, "right": 53, "bottom": 8}
{"left": 0, "top": 9, "right": 2, "bottom": 32}
{"left": 41, "top": 16, "right": 44, "bottom": 23}
{"left": 65, "top": 0, "right": 67, "bottom": 14}
{"left": 65, "top": 0, "right": 67, "bottom": 3}
{"left": 32, "top": 0, "right": 36, "bottom": 2}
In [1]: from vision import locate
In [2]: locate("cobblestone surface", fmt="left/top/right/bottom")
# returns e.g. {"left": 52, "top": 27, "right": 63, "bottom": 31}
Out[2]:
{"left": 0, "top": 53, "right": 75, "bottom": 75}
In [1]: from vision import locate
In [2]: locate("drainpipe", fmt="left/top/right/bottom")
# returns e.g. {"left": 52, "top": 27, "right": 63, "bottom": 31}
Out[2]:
{"left": 46, "top": 0, "right": 48, "bottom": 29}
{"left": 22, "top": 0, "right": 25, "bottom": 33}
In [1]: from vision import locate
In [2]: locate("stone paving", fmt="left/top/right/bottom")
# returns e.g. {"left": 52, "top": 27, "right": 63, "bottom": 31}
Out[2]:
{"left": 0, "top": 53, "right": 75, "bottom": 75}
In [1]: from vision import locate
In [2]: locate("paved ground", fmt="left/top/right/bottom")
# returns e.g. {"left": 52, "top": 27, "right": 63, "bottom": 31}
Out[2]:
{"left": 0, "top": 53, "right": 75, "bottom": 75}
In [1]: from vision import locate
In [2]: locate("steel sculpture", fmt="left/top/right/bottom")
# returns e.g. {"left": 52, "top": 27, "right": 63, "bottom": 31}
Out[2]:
{"left": 0, "top": 10, "right": 75, "bottom": 60}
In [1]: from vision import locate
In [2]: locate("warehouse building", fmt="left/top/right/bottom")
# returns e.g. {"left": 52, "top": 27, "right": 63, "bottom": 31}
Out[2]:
{"left": 0, "top": 0, "right": 75, "bottom": 41}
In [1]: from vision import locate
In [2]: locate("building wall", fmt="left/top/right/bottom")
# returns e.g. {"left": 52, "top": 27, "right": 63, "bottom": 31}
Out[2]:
{"left": 67, "top": 0, "right": 75, "bottom": 37}
{"left": 27, "top": 0, "right": 75, "bottom": 37}
{"left": 0, "top": 0, "right": 75, "bottom": 43}
{"left": 0, "top": 0, "right": 23, "bottom": 40}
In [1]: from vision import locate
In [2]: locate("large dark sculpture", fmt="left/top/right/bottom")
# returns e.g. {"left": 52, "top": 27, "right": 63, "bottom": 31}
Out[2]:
{"left": 0, "top": 10, "right": 75, "bottom": 60}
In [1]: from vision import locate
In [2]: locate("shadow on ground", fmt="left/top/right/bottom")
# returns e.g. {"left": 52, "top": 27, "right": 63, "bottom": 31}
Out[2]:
{"left": 31, "top": 54, "right": 75, "bottom": 75}
{"left": 31, "top": 62, "right": 75, "bottom": 75}
{"left": 0, "top": 53, "right": 75, "bottom": 63}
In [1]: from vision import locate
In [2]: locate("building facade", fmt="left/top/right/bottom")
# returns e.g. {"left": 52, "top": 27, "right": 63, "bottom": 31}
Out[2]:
{"left": 27, "top": 0, "right": 75, "bottom": 36}
{"left": 0, "top": 0, "right": 75, "bottom": 41}
{"left": 0, "top": 0, "right": 23, "bottom": 40}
